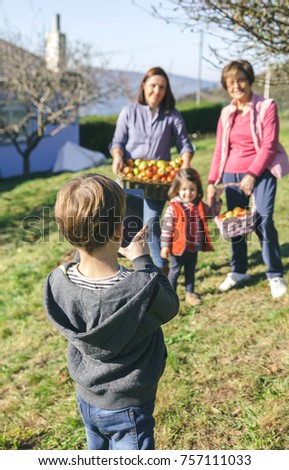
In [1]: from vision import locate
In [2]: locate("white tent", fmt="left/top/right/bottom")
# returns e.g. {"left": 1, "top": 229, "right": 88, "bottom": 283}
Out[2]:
{"left": 52, "top": 141, "right": 107, "bottom": 173}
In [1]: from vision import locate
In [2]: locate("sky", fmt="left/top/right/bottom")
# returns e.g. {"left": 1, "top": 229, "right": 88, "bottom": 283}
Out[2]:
{"left": 0, "top": 0, "right": 231, "bottom": 82}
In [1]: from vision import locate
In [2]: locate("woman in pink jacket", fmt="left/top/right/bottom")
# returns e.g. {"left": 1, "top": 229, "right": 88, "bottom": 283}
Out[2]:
{"left": 207, "top": 60, "right": 289, "bottom": 299}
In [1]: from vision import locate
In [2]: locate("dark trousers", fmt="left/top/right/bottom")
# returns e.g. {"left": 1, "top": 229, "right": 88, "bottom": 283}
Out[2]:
{"left": 168, "top": 251, "right": 198, "bottom": 294}
{"left": 223, "top": 171, "right": 283, "bottom": 278}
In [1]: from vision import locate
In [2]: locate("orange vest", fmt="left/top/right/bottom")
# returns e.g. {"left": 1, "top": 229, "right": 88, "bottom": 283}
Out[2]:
{"left": 170, "top": 200, "right": 214, "bottom": 256}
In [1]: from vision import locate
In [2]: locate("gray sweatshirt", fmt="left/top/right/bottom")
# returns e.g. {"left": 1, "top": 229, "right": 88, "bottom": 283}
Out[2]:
{"left": 43, "top": 254, "right": 179, "bottom": 410}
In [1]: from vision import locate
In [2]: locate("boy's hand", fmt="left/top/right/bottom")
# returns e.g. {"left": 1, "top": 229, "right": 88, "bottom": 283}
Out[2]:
{"left": 118, "top": 225, "right": 150, "bottom": 261}
{"left": 160, "top": 246, "right": 170, "bottom": 259}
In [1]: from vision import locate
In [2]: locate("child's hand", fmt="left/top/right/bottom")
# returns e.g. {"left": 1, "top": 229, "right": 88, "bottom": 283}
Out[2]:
{"left": 118, "top": 225, "right": 150, "bottom": 261}
{"left": 160, "top": 246, "right": 170, "bottom": 259}
{"left": 207, "top": 184, "right": 217, "bottom": 207}
{"left": 215, "top": 187, "right": 223, "bottom": 202}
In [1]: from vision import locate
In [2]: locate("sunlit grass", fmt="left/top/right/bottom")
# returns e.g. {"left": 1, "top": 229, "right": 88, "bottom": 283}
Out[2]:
{"left": 1, "top": 123, "right": 289, "bottom": 449}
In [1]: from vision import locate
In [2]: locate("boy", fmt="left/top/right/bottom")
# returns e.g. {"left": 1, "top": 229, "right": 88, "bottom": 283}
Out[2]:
{"left": 43, "top": 173, "right": 179, "bottom": 450}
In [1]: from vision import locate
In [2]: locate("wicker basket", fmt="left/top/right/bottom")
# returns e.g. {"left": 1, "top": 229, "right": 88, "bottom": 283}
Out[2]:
{"left": 214, "top": 211, "right": 255, "bottom": 239}
{"left": 121, "top": 177, "right": 170, "bottom": 200}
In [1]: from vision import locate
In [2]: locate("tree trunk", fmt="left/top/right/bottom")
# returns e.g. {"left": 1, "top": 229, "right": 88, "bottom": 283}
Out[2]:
{"left": 23, "top": 152, "right": 31, "bottom": 175}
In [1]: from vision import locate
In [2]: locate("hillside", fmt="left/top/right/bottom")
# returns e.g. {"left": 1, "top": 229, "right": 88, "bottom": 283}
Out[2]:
{"left": 80, "top": 69, "right": 218, "bottom": 116}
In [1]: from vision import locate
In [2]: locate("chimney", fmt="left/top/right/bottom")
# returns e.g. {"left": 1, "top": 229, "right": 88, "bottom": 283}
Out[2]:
{"left": 45, "top": 14, "right": 66, "bottom": 73}
{"left": 53, "top": 13, "right": 60, "bottom": 32}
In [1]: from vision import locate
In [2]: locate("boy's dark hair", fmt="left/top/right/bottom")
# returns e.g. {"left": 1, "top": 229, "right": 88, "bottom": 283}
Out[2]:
{"left": 168, "top": 168, "right": 204, "bottom": 201}
{"left": 221, "top": 60, "right": 255, "bottom": 90}
{"left": 137, "top": 66, "right": 176, "bottom": 112}
{"left": 55, "top": 173, "right": 126, "bottom": 253}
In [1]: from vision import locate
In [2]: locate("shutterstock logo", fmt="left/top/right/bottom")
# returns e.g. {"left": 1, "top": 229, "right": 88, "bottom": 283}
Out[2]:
{"left": 19, "top": 207, "right": 268, "bottom": 245}
{"left": 21, "top": 207, "right": 63, "bottom": 243}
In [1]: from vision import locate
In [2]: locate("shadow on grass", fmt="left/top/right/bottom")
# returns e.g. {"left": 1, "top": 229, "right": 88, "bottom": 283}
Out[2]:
{"left": 248, "top": 242, "right": 289, "bottom": 271}
{"left": 0, "top": 204, "right": 59, "bottom": 247}
{"left": 1, "top": 431, "right": 48, "bottom": 450}
{"left": 199, "top": 242, "right": 289, "bottom": 295}
{"left": 0, "top": 171, "right": 53, "bottom": 194}
{"left": 0, "top": 163, "right": 111, "bottom": 195}
{"left": 0, "top": 172, "right": 58, "bottom": 244}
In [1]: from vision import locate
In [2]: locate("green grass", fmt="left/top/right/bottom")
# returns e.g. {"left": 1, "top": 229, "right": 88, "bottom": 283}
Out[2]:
{"left": 1, "top": 123, "right": 289, "bottom": 450}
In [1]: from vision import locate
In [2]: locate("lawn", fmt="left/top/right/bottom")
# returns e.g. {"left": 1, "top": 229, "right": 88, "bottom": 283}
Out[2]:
{"left": 0, "top": 117, "right": 289, "bottom": 450}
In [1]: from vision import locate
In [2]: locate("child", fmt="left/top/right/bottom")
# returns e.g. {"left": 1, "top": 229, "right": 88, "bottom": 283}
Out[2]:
{"left": 43, "top": 173, "right": 179, "bottom": 450}
{"left": 160, "top": 168, "right": 221, "bottom": 306}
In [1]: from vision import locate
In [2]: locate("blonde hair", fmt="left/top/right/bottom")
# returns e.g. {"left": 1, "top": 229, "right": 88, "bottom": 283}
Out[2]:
{"left": 55, "top": 173, "right": 126, "bottom": 253}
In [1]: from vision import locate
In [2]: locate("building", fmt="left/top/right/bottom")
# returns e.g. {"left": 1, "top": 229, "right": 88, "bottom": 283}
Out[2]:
{"left": 0, "top": 15, "right": 79, "bottom": 178}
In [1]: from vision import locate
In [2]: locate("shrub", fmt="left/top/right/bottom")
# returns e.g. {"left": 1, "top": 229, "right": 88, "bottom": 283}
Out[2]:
{"left": 177, "top": 101, "right": 224, "bottom": 135}
{"left": 79, "top": 115, "right": 118, "bottom": 156}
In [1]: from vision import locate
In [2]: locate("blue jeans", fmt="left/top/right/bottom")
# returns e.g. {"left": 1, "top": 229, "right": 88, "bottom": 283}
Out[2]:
{"left": 223, "top": 171, "right": 283, "bottom": 278}
{"left": 77, "top": 396, "right": 155, "bottom": 450}
{"left": 144, "top": 199, "right": 167, "bottom": 268}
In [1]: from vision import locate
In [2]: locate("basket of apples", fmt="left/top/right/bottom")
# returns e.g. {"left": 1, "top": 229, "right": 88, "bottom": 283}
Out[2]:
{"left": 214, "top": 206, "right": 255, "bottom": 239}
{"left": 119, "top": 158, "right": 182, "bottom": 200}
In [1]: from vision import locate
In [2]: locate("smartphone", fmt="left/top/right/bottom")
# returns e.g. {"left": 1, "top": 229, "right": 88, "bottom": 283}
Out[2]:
{"left": 121, "top": 188, "right": 144, "bottom": 249}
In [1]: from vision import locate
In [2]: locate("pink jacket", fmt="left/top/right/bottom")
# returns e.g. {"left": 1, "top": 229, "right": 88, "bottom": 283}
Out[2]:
{"left": 208, "top": 93, "right": 289, "bottom": 185}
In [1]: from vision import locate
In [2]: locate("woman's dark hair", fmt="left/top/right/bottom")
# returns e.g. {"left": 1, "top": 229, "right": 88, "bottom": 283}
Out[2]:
{"left": 221, "top": 60, "right": 255, "bottom": 90}
{"left": 137, "top": 66, "right": 175, "bottom": 111}
{"left": 168, "top": 168, "right": 204, "bottom": 201}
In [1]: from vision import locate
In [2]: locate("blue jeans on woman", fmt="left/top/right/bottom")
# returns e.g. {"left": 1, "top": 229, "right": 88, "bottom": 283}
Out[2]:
{"left": 77, "top": 395, "right": 155, "bottom": 450}
{"left": 223, "top": 171, "right": 283, "bottom": 278}
{"left": 144, "top": 198, "right": 167, "bottom": 268}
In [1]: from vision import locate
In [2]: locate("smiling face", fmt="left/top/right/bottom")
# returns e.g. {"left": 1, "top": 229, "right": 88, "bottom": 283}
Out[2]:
{"left": 178, "top": 180, "right": 198, "bottom": 204}
{"left": 142, "top": 75, "right": 167, "bottom": 111}
{"left": 225, "top": 70, "right": 252, "bottom": 105}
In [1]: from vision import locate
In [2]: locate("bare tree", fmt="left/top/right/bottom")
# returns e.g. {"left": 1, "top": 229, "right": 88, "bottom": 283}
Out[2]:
{"left": 151, "top": 0, "right": 289, "bottom": 83}
{"left": 0, "top": 37, "right": 117, "bottom": 175}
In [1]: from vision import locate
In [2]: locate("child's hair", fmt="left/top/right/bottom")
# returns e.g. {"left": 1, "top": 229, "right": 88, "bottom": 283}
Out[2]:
{"left": 168, "top": 168, "right": 204, "bottom": 201}
{"left": 55, "top": 173, "right": 126, "bottom": 253}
